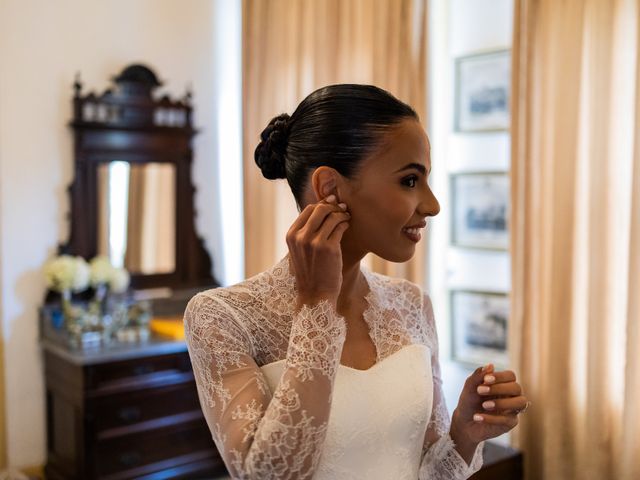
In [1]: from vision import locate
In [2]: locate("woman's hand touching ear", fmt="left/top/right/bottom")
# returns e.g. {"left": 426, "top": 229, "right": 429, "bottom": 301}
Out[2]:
{"left": 286, "top": 194, "right": 350, "bottom": 310}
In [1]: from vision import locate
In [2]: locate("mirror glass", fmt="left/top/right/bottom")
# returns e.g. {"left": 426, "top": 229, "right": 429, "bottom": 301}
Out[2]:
{"left": 97, "top": 162, "right": 176, "bottom": 275}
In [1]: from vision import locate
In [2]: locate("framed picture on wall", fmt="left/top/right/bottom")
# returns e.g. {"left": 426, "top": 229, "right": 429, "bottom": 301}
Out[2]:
{"left": 451, "top": 172, "right": 509, "bottom": 250}
{"left": 455, "top": 49, "right": 511, "bottom": 132}
{"left": 450, "top": 290, "right": 509, "bottom": 367}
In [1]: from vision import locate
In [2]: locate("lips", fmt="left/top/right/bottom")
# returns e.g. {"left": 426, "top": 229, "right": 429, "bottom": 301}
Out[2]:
{"left": 404, "top": 221, "right": 427, "bottom": 229}
{"left": 402, "top": 222, "right": 425, "bottom": 242}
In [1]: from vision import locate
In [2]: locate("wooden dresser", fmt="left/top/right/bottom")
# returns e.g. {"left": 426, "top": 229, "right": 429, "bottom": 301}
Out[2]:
{"left": 42, "top": 338, "right": 228, "bottom": 480}
{"left": 472, "top": 441, "right": 524, "bottom": 479}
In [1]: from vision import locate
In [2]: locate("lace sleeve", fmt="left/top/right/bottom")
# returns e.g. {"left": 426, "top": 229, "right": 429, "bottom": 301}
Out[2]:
{"left": 419, "top": 293, "right": 484, "bottom": 480}
{"left": 183, "top": 292, "right": 347, "bottom": 479}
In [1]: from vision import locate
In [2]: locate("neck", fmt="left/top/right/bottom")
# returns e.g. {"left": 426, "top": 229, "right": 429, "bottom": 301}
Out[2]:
{"left": 337, "top": 249, "right": 368, "bottom": 310}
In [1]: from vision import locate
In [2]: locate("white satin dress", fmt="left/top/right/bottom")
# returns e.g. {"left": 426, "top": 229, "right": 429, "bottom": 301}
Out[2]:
{"left": 184, "top": 255, "right": 483, "bottom": 479}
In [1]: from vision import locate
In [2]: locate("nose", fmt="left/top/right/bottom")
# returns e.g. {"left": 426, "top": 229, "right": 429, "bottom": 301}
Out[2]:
{"left": 419, "top": 187, "right": 440, "bottom": 217}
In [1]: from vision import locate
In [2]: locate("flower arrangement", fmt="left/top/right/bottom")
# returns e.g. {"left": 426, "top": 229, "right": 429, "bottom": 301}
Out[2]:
{"left": 43, "top": 255, "right": 130, "bottom": 297}
{"left": 42, "top": 254, "right": 136, "bottom": 348}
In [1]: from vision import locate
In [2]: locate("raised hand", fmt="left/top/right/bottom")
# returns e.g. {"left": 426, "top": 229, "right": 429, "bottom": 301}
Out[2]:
{"left": 451, "top": 364, "right": 530, "bottom": 447}
{"left": 286, "top": 194, "right": 351, "bottom": 309}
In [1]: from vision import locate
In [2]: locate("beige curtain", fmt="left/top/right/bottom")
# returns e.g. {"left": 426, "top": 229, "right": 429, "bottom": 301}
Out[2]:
{"left": 124, "top": 164, "right": 176, "bottom": 274}
{"left": 124, "top": 166, "right": 146, "bottom": 270}
{"left": 97, "top": 164, "right": 110, "bottom": 258}
{"left": 243, "top": 0, "right": 428, "bottom": 282}
{"left": 510, "top": 0, "right": 640, "bottom": 479}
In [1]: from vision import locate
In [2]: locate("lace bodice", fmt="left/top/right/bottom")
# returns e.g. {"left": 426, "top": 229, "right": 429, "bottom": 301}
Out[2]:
{"left": 183, "top": 255, "right": 483, "bottom": 479}
{"left": 260, "top": 342, "right": 433, "bottom": 479}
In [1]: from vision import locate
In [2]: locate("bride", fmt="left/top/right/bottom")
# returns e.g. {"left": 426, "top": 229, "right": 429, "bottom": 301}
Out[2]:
{"left": 184, "top": 84, "right": 529, "bottom": 479}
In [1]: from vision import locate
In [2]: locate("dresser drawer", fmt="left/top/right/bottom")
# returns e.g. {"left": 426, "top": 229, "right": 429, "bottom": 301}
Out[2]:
{"left": 90, "top": 382, "right": 202, "bottom": 437}
{"left": 94, "top": 420, "right": 216, "bottom": 478}
{"left": 86, "top": 352, "right": 193, "bottom": 394}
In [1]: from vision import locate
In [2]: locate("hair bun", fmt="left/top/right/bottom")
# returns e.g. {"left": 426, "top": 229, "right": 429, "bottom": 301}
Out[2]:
{"left": 254, "top": 113, "right": 291, "bottom": 180}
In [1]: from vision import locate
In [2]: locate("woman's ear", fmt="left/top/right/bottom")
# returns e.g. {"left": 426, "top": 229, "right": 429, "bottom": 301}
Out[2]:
{"left": 311, "top": 166, "right": 340, "bottom": 201}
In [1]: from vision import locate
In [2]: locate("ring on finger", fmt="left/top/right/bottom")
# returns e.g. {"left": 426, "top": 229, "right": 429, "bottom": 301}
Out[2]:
{"left": 514, "top": 401, "right": 531, "bottom": 415}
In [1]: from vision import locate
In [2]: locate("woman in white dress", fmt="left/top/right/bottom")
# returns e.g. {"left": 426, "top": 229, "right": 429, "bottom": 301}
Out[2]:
{"left": 184, "top": 84, "right": 529, "bottom": 479}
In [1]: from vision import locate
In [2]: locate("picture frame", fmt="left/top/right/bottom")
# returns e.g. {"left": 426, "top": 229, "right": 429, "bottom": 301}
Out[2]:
{"left": 450, "top": 290, "right": 509, "bottom": 367}
{"left": 455, "top": 49, "right": 511, "bottom": 132}
{"left": 450, "top": 172, "right": 509, "bottom": 250}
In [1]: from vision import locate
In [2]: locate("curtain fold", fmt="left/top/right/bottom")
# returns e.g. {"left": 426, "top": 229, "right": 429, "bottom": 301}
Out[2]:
{"left": 124, "top": 165, "right": 146, "bottom": 271}
{"left": 243, "top": 0, "right": 428, "bottom": 282}
{"left": 510, "top": 0, "right": 640, "bottom": 478}
{"left": 97, "top": 164, "right": 111, "bottom": 259}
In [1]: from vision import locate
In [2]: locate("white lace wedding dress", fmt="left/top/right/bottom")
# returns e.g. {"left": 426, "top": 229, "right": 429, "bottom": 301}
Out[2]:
{"left": 184, "top": 255, "right": 483, "bottom": 479}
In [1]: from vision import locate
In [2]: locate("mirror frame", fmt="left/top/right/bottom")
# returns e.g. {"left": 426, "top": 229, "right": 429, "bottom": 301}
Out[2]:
{"left": 60, "top": 64, "right": 218, "bottom": 291}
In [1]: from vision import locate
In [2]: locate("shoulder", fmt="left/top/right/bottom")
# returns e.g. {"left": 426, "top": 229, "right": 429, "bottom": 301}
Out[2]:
{"left": 184, "top": 285, "right": 258, "bottom": 353}
{"left": 184, "top": 270, "right": 270, "bottom": 336}
{"left": 186, "top": 269, "right": 269, "bottom": 317}
{"left": 365, "top": 269, "right": 438, "bottom": 349}
{"left": 364, "top": 269, "right": 431, "bottom": 312}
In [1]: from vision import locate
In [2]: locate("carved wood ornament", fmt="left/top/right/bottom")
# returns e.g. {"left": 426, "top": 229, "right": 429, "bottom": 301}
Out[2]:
{"left": 61, "top": 64, "right": 217, "bottom": 291}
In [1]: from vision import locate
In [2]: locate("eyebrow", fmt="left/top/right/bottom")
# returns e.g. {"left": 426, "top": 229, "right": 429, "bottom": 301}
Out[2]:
{"left": 393, "top": 163, "right": 430, "bottom": 175}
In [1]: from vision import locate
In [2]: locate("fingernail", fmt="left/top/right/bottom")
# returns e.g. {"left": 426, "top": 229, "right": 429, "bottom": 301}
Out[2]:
{"left": 477, "top": 386, "right": 490, "bottom": 394}
{"left": 473, "top": 414, "right": 484, "bottom": 422}
{"left": 482, "top": 400, "right": 495, "bottom": 410}
{"left": 484, "top": 375, "right": 495, "bottom": 384}
{"left": 482, "top": 364, "right": 492, "bottom": 373}
{"left": 325, "top": 195, "right": 336, "bottom": 203}
{"left": 338, "top": 203, "right": 347, "bottom": 210}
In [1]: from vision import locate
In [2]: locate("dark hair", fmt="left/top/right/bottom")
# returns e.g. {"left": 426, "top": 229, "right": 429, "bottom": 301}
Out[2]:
{"left": 254, "top": 84, "right": 418, "bottom": 206}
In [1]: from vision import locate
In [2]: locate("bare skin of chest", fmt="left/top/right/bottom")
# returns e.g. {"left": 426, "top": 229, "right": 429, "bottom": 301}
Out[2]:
{"left": 338, "top": 301, "right": 378, "bottom": 371}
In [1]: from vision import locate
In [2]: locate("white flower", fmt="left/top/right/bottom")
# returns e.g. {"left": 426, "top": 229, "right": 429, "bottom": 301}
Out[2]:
{"left": 73, "top": 258, "right": 91, "bottom": 292}
{"left": 43, "top": 255, "right": 90, "bottom": 293}
{"left": 90, "top": 256, "right": 114, "bottom": 287}
{"left": 46, "top": 255, "right": 131, "bottom": 295}
{"left": 109, "top": 268, "right": 130, "bottom": 294}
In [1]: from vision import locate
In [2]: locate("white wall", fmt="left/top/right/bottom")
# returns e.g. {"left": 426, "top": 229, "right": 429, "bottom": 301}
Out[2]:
{"left": 0, "top": 0, "right": 242, "bottom": 468}
{"left": 428, "top": 0, "right": 514, "bottom": 442}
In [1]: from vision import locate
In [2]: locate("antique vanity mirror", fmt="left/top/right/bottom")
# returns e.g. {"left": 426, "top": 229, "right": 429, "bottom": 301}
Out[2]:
{"left": 60, "top": 64, "right": 218, "bottom": 310}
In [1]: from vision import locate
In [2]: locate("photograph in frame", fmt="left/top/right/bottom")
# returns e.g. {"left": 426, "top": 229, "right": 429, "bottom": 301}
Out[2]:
{"left": 450, "top": 290, "right": 509, "bottom": 367}
{"left": 451, "top": 172, "right": 509, "bottom": 250}
{"left": 455, "top": 49, "right": 511, "bottom": 132}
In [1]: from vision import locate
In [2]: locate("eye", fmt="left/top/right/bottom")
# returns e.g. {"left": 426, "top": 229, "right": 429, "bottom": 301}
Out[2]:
{"left": 401, "top": 175, "right": 418, "bottom": 188}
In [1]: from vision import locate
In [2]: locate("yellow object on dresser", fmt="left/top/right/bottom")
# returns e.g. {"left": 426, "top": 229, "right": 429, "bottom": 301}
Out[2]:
{"left": 149, "top": 317, "right": 185, "bottom": 340}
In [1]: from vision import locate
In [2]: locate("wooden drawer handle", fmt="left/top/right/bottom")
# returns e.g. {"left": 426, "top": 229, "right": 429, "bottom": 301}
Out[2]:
{"left": 117, "top": 406, "right": 142, "bottom": 423}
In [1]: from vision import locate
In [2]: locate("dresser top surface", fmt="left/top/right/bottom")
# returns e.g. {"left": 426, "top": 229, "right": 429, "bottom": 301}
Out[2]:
{"left": 41, "top": 336, "right": 188, "bottom": 366}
